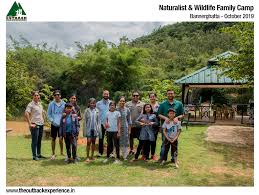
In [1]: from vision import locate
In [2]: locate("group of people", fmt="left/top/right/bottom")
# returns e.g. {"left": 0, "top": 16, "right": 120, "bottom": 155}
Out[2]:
{"left": 25, "top": 88, "right": 184, "bottom": 168}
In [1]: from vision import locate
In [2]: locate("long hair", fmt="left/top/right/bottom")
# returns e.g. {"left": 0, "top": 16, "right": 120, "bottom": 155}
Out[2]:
{"left": 142, "top": 103, "right": 153, "bottom": 114}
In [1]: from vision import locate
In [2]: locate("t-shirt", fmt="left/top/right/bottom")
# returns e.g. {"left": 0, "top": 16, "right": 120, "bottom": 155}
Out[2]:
{"left": 106, "top": 111, "right": 121, "bottom": 132}
{"left": 162, "top": 121, "right": 181, "bottom": 140}
{"left": 65, "top": 115, "right": 72, "bottom": 133}
{"left": 25, "top": 101, "right": 44, "bottom": 125}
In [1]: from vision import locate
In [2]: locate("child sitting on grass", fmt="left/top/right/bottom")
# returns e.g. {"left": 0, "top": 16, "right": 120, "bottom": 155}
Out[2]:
{"left": 160, "top": 108, "right": 181, "bottom": 168}
{"left": 59, "top": 103, "right": 80, "bottom": 164}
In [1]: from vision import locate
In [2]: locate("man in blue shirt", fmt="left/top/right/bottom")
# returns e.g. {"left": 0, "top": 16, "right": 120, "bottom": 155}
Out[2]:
{"left": 47, "top": 90, "right": 66, "bottom": 160}
{"left": 96, "top": 90, "right": 111, "bottom": 156}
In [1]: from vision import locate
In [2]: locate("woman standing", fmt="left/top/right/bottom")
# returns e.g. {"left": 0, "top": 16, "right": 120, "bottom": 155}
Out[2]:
{"left": 117, "top": 96, "right": 132, "bottom": 160}
{"left": 149, "top": 92, "right": 160, "bottom": 160}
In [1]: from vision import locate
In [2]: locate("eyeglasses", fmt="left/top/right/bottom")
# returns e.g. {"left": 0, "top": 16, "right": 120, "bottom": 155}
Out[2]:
{"left": 54, "top": 94, "right": 60, "bottom": 96}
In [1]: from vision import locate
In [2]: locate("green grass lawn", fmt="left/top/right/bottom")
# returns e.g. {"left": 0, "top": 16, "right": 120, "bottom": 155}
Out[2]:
{"left": 6, "top": 125, "right": 253, "bottom": 186}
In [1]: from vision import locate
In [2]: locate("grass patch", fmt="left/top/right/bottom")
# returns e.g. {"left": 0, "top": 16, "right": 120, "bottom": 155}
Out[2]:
{"left": 6, "top": 125, "right": 253, "bottom": 186}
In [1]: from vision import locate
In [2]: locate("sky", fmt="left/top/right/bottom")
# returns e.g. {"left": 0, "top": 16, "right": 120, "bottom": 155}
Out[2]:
{"left": 6, "top": 22, "right": 174, "bottom": 56}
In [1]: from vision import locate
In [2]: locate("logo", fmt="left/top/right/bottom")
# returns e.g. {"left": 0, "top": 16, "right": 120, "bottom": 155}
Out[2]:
{"left": 6, "top": 1, "right": 27, "bottom": 21}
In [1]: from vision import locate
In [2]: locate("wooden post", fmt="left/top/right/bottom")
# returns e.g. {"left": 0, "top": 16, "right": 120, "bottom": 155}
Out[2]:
{"left": 182, "top": 84, "right": 185, "bottom": 104}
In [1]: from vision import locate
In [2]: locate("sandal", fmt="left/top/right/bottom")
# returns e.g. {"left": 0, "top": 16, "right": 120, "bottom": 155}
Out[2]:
{"left": 50, "top": 155, "right": 56, "bottom": 160}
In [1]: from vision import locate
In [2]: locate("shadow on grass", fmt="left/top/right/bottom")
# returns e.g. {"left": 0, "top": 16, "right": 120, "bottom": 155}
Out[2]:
{"left": 206, "top": 141, "right": 254, "bottom": 169}
{"left": 7, "top": 157, "right": 33, "bottom": 162}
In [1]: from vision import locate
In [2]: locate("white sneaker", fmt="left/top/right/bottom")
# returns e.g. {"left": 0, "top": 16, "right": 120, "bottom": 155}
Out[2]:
{"left": 174, "top": 162, "right": 179, "bottom": 169}
{"left": 160, "top": 160, "right": 166, "bottom": 166}
{"left": 103, "top": 159, "right": 109, "bottom": 163}
{"left": 64, "top": 156, "right": 69, "bottom": 162}
{"left": 114, "top": 159, "right": 121, "bottom": 164}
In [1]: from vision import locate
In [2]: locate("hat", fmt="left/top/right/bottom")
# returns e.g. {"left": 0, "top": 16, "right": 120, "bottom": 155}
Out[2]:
{"left": 65, "top": 103, "right": 73, "bottom": 108}
{"left": 167, "top": 108, "right": 176, "bottom": 113}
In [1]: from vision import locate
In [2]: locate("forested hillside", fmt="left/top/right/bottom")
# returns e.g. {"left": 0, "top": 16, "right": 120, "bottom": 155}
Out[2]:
{"left": 7, "top": 22, "right": 252, "bottom": 118}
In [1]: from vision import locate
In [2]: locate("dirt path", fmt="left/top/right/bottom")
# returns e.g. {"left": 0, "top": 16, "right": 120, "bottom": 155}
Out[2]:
{"left": 6, "top": 121, "right": 87, "bottom": 145}
{"left": 206, "top": 125, "right": 254, "bottom": 146}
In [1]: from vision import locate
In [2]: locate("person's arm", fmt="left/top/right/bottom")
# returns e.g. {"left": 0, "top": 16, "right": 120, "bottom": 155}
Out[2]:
{"left": 47, "top": 102, "right": 53, "bottom": 123}
{"left": 135, "top": 114, "right": 145, "bottom": 126}
{"left": 172, "top": 123, "right": 182, "bottom": 143}
{"left": 25, "top": 104, "right": 36, "bottom": 128}
{"left": 117, "top": 116, "right": 121, "bottom": 137}
{"left": 163, "top": 128, "right": 170, "bottom": 142}
{"left": 127, "top": 109, "right": 132, "bottom": 135}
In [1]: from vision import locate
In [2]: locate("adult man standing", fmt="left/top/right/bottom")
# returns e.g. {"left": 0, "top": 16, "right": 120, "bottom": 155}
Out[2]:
{"left": 47, "top": 90, "right": 66, "bottom": 160}
{"left": 125, "top": 91, "right": 145, "bottom": 155}
{"left": 96, "top": 90, "right": 111, "bottom": 156}
{"left": 158, "top": 89, "right": 184, "bottom": 162}
{"left": 25, "top": 91, "right": 46, "bottom": 161}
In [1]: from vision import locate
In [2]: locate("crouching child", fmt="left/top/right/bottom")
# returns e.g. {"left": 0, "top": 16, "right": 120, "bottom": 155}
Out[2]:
{"left": 60, "top": 103, "right": 80, "bottom": 164}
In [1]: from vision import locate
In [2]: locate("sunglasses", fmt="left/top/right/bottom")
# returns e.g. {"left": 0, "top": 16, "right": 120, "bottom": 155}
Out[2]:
{"left": 54, "top": 94, "right": 60, "bottom": 96}
{"left": 133, "top": 95, "right": 139, "bottom": 97}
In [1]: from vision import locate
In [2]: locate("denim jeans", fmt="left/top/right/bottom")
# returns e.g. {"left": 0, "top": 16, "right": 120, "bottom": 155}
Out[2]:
{"left": 160, "top": 133, "right": 176, "bottom": 161}
{"left": 30, "top": 125, "right": 43, "bottom": 158}
{"left": 159, "top": 132, "right": 165, "bottom": 160}
{"left": 65, "top": 132, "right": 77, "bottom": 159}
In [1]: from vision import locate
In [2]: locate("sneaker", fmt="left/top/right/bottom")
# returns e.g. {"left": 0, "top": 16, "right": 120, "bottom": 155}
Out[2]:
{"left": 103, "top": 159, "right": 109, "bottom": 163}
{"left": 110, "top": 153, "right": 115, "bottom": 158}
{"left": 174, "top": 162, "right": 179, "bottom": 169}
{"left": 124, "top": 158, "right": 128, "bottom": 161}
{"left": 96, "top": 153, "right": 102, "bottom": 158}
{"left": 160, "top": 160, "right": 166, "bottom": 166}
{"left": 37, "top": 155, "right": 46, "bottom": 159}
{"left": 33, "top": 157, "right": 39, "bottom": 161}
{"left": 50, "top": 155, "right": 56, "bottom": 160}
{"left": 75, "top": 156, "right": 81, "bottom": 162}
{"left": 131, "top": 158, "right": 138, "bottom": 162}
{"left": 114, "top": 159, "right": 121, "bottom": 164}
{"left": 85, "top": 158, "right": 90, "bottom": 163}
{"left": 64, "top": 156, "right": 69, "bottom": 162}
{"left": 151, "top": 155, "right": 158, "bottom": 161}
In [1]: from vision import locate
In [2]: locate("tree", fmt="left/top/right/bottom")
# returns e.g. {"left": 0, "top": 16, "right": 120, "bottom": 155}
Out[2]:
{"left": 218, "top": 22, "right": 254, "bottom": 86}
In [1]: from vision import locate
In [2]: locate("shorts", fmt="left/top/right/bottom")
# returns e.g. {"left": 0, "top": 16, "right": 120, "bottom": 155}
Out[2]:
{"left": 86, "top": 129, "right": 97, "bottom": 139}
{"left": 51, "top": 124, "right": 60, "bottom": 140}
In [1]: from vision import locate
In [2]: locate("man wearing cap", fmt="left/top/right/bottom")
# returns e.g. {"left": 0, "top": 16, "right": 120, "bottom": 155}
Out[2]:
{"left": 25, "top": 91, "right": 46, "bottom": 161}
{"left": 125, "top": 91, "right": 145, "bottom": 155}
{"left": 157, "top": 89, "right": 184, "bottom": 162}
{"left": 47, "top": 90, "right": 66, "bottom": 160}
{"left": 96, "top": 90, "right": 112, "bottom": 156}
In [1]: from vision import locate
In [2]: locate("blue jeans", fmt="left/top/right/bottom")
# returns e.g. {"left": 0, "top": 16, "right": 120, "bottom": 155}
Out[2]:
{"left": 159, "top": 132, "right": 165, "bottom": 160}
{"left": 30, "top": 125, "right": 43, "bottom": 158}
{"left": 159, "top": 133, "right": 175, "bottom": 161}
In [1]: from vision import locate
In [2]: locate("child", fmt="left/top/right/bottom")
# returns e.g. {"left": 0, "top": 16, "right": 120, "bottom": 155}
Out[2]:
{"left": 161, "top": 108, "right": 181, "bottom": 168}
{"left": 59, "top": 103, "right": 80, "bottom": 164}
{"left": 117, "top": 96, "right": 132, "bottom": 160}
{"left": 133, "top": 104, "right": 158, "bottom": 161}
{"left": 103, "top": 101, "right": 121, "bottom": 164}
{"left": 83, "top": 98, "right": 101, "bottom": 163}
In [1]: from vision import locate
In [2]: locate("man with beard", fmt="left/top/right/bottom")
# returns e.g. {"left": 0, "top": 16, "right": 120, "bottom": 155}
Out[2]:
{"left": 96, "top": 90, "right": 112, "bottom": 156}
{"left": 157, "top": 89, "right": 184, "bottom": 162}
